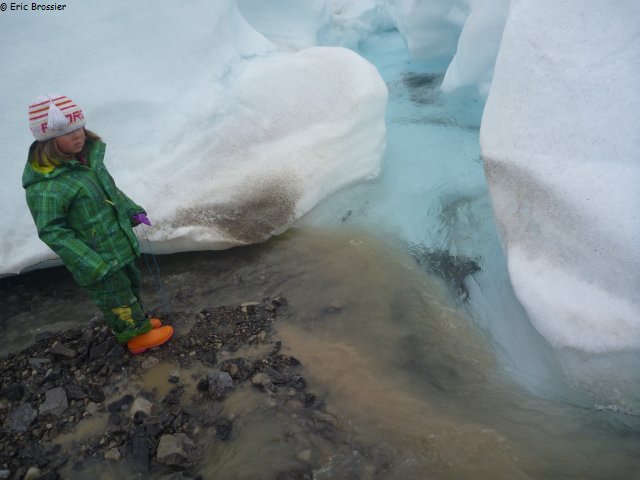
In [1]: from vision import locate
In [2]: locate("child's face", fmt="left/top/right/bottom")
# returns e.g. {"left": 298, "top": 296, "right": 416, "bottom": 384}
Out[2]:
{"left": 55, "top": 128, "right": 85, "bottom": 155}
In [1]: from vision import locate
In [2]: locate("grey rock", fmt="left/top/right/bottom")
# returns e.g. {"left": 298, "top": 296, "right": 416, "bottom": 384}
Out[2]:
{"left": 0, "top": 469, "right": 10, "bottom": 479}
{"left": 104, "top": 447, "right": 121, "bottom": 461}
{"left": 329, "top": 299, "right": 346, "bottom": 311}
{"left": 39, "top": 387, "right": 68, "bottom": 416}
{"left": 5, "top": 403, "right": 37, "bottom": 433}
{"left": 159, "top": 473, "right": 193, "bottom": 480}
{"left": 28, "top": 358, "right": 50, "bottom": 369}
{"left": 131, "top": 396, "right": 153, "bottom": 417}
{"left": 85, "top": 402, "right": 98, "bottom": 416}
{"left": 51, "top": 341, "right": 76, "bottom": 358}
{"left": 34, "top": 331, "right": 54, "bottom": 343}
{"left": 251, "top": 372, "right": 275, "bottom": 393}
{"left": 65, "top": 383, "right": 87, "bottom": 401}
{"left": 240, "top": 301, "right": 260, "bottom": 307}
{"left": 297, "top": 449, "right": 312, "bottom": 462}
{"left": 107, "top": 394, "right": 133, "bottom": 413}
{"left": 207, "top": 370, "right": 234, "bottom": 400}
{"left": 156, "top": 433, "right": 194, "bottom": 466}
{"left": 141, "top": 356, "right": 159, "bottom": 370}
{"left": 132, "top": 427, "right": 150, "bottom": 473}
{"left": 24, "top": 466, "right": 41, "bottom": 480}
{"left": 312, "top": 410, "right": 339, "bottom": 427}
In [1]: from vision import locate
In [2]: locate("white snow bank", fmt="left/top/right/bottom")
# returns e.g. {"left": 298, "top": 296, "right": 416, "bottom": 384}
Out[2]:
{"left": 481, "top": 0, "right": 640, "bottom": 352}
{"left": 237, "top": 0, "right": 329, "bottom": 50}
{"left": 0, "top": 0, "right": 387, "bottom": 276}
{"left": 386, "top": 0, "right": 468, "bottom": 64}
{"left": 441, "top": 0, "right": 508, "bottom": 98}
{"left": 319, "top": 0, "right": 395, "bottom": 49}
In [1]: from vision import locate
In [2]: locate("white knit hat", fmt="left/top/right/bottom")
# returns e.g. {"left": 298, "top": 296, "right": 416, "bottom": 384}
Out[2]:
{"left": 28, "top": 94, "right": 86, "bottom": 141}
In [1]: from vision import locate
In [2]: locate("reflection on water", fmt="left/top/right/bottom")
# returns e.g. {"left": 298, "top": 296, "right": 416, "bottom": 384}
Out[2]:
{"left": 3, "top": 227, "right": 640, "bottom": 479}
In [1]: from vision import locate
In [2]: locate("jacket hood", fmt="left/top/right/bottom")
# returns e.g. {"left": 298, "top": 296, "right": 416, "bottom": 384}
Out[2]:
{"left": 22, "top": 139, "right": 106, "bottom": 189}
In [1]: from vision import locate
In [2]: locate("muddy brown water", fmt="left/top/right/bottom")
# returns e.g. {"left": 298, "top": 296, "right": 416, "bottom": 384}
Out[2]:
{"left": 2, "top": 227, "right": 640, "bottom": 479}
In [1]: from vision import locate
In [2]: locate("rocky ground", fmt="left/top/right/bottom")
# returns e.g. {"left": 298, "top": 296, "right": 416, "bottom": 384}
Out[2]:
{"left": 0, "top": 295, "right": 385, "bottom": 480}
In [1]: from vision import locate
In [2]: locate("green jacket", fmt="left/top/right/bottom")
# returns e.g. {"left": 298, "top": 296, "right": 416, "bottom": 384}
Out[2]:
{"left": 22, "top": 140, "right": 145, "bottom": 287}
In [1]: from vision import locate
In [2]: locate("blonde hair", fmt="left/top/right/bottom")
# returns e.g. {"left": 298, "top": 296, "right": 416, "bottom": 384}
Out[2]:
{"left": 33, "top": 128, "right": 102, "bottom": 168}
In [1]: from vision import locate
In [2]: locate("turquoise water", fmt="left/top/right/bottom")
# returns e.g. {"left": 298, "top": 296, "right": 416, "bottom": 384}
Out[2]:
{"left": 303, "top": 31, "right": 563, "bottom": 394}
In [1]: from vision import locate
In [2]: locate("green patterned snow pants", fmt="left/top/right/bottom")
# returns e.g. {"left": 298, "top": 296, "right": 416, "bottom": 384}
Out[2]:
{"left": 84, "top": 262, "right": 152, "bottom": 343}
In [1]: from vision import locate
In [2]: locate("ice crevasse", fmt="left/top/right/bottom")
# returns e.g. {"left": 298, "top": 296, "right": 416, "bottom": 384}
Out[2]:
{"left": 239, "top": 0, "right": 640, "bottom": 355}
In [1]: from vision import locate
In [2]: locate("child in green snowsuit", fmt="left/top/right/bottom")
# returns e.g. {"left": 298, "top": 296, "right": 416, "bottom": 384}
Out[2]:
{"left": 22, "top": 94, "right": 173, "bottom": 353}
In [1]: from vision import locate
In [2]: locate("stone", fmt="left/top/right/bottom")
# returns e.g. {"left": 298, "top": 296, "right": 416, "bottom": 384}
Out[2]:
{"left": 107, "top": 394, "right": 133, "bottom": 413}
{"left": 0, "top": 384, "right": 25, "bottom": 402}
{"left": 168, "top": 372, "right": 180, "bottom": 384}
{"left": 39, "top": 387, "right": 68, "bottom": 416}
{"left": 5, "top": 403, "right": 37, "bottom": 433}
{"left": 207, "top": 371, "right": 234, "bottom": 400}
{"left": 330, "top": 299, "right": 346, "bottom": 311}
{"left": 65, "top": 383, "right": 87, "bottom": 401}
{"left": 311, "top": 411, "right": 339, "bottom": 427}
{"left": 50, "top": 341, "right": 76, "bottom": 358}
{"left": 132, "top": 427, "right": 150, "bottom": 473}
{"left": 215, "top": 418, "right": 232, "bottom": 441}
{"left": 156, "top": 433, "right": 194, "bottom": 466}
{"left": 159, "top": 473, "right": 192, "bottom": 480}
{"left": 131, "top": 396, "right": 153, "bottom": 417}
{"left": 196, "top": 378, "right": 209, "bottom": 392}
{"left": 89, "top": 340, "right": 111, "bottom": 360}
{"left": 34, "top": 331, "right": 55, "bottom": 343}
{"left": 251, "top": 372, "right": 275, "bottom": 393}
{"left": 0, "top": 470, "right": 10, "bottom": 479}
{"left": 24, "top": 466, "right": 41, "bottom": 480}
{"left": 141, "top": 356, "right": 160, "bottom": 370}
{"left": 104, "top": 447, "right": 121, "bottom": 461}
{"left": 86, "top": 387, "right": 105, "bottom": 403}
{"left": 297, "top": 449, "right": 312, "bottom": 462}
{"left": 85, "top": 402, "right": 98, "bottom": 415}
{"left": 28, "top": 358, "right": 50, "bottom": 369}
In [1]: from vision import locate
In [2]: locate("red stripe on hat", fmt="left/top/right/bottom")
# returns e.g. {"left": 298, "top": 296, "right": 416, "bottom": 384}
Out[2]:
{"left": 54, "top": 99, "right": 72, "bottom": 108}
{"left": 29, "top": 105, "right": 50, "bottom": 115}
{"left": 29, "top": 95, "right": 67, "bottom": 109}
{"left": 58, "top": 104, "right": 78, "bottom": 111}
{"left": 29, "top": 113, "right": 49, "bottom": 122}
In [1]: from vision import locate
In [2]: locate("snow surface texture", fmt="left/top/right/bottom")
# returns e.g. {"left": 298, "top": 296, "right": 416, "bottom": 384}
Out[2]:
{"left": 481, "top": 0, "right": 640, "bottom": 353}
{"left": 0, "top": 0, "right": 387, "bottom": 274}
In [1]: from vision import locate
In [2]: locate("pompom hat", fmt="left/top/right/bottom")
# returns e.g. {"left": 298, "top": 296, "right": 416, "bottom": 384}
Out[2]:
{"left": 28, "top": 94, "right": 86, "bottom": 141}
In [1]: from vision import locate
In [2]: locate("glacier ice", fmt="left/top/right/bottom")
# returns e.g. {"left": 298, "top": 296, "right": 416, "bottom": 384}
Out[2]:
{"left": 481, "top": 0, "right": 640, "bottom": 352}
{"left": 387, "top": 0, "right": 467, "bottom": 63}
{"left": 440, "top": 0, "right": 508, "bottom": 98}
{"left": 237, "top": 0, "right": 329, "bottom": 50}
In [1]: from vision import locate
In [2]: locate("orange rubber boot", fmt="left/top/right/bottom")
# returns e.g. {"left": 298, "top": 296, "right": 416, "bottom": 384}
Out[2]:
{"left": 149, "top": 318, "right": 162, "bottom": 329}
{"left": 127, "top": 325, "right": 174, "bottom": 354}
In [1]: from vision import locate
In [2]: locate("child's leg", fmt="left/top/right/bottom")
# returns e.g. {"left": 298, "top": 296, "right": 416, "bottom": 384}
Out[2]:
{"left": 123, "top": 262, "right": 144, "bottom": 309}
{"left": 84, "top": 263, "right": 152, "bottom": 343}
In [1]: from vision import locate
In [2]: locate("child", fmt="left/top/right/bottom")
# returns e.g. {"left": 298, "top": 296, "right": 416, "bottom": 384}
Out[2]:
{"left": 22, "top": 94, "right": 173, "bottom": 354}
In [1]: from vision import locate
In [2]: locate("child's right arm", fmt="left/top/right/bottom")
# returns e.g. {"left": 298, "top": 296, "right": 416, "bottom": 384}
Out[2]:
{"left": 26, "top": 189, "right": 112, "bottom": 286}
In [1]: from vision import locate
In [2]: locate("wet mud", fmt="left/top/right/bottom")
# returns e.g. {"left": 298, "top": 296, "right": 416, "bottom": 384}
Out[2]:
{"left": 1, "top": 296, "right": 384, "bottom": 479}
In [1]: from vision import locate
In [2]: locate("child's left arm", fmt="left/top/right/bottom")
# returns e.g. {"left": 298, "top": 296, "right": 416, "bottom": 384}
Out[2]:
{"left": 116, "top": 187, "right": 146, "bottom": 220}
